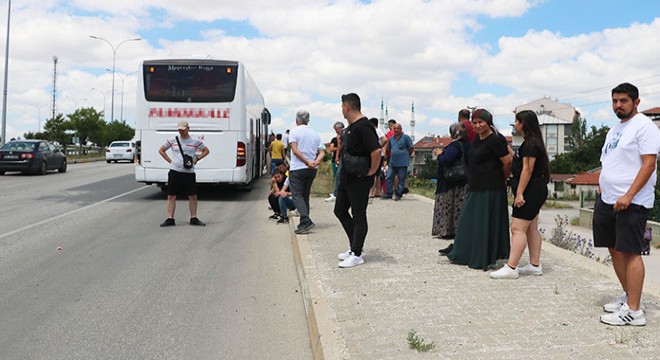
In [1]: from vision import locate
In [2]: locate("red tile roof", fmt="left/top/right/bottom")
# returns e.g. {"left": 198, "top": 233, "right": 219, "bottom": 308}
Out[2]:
{"left": 642, "top": 107, "right": 660, "bottom": 114}
{"left": 550, "top": 174, "right": 574, "bottom": 182}
{"left": 566, "top": 171, "right": 600, "bottom": 185}
{"left": 413, "top": 136, "right": 512, "bottom": 149}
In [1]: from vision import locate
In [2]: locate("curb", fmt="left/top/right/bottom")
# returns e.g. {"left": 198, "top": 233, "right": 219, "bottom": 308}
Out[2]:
{"left": 289, "top": 220, "right": 350, "bottom": 360}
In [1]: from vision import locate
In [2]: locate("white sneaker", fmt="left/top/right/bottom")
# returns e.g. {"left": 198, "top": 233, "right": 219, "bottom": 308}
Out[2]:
{"left": 338, "top": 249, "right": 352, "bottom": 261}
{"left": 600, "top": 303, "right": 646, "bottom": 326}
{"left": 338, "top": 249, "right": 366, "bottom": 261}
{"left": 338, "top": 254, "right": 364, "bottom": 268}
{"left": 518, "top": 263, "right": 543, "bottom": 276}
{"left": 603, "top": 293, "right": 645, "bottom": 313}
{"left": 489, "top": 265, "right": 519, "bottom": 279}
{"left": 603, "top": 293, "right": 627, "bottom": 313}
{"left": 324, "top": 194, "right": 336, "bottom": 202}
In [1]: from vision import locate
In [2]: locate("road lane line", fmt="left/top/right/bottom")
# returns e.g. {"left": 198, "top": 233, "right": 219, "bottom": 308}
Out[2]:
{"left": 0, "top": 186, "right": 152, "bottom": 240}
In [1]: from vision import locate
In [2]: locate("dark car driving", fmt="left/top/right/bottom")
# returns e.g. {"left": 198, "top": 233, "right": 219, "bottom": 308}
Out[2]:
{"left": 0, "top": 140, "right": 67, "bottom": 175}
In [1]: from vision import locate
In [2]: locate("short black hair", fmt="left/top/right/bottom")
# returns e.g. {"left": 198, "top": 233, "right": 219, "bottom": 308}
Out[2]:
{"left": 341, "top": 93, "right": 361, "bottom": 111}
{"left": 458, "top": 109, "right": 470, "bottom": 120}
{"left": 612, "top": 82, "right": 639, "bottom": 101}
{"left": 276, "top": 133, "right": 282, "bottom": 140}
{"left": 387, "top": 119, "right": 396, "bottom": 125}
{"left": 369, "top": 117, "right": 379, "bottom": 127}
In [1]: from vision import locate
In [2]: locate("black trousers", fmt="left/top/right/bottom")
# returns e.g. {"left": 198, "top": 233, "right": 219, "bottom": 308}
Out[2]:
{"left": 333, "top": 175, "right": 374, "bottom": 257}
{"left": 268, "top": 194, "right": 280, "bottom": 214}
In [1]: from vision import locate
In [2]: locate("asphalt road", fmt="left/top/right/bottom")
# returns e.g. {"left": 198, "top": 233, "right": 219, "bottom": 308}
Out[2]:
{"left": 0, "top": 162, "right": 312, "bottom": 360}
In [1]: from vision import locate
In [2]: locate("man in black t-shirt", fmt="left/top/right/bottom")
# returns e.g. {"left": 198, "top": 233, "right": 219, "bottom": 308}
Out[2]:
{"left": 334, "top": 93, "right": 381, "bottom": 268}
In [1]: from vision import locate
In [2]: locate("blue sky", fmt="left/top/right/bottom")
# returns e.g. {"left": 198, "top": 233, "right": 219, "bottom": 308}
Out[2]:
{"left": 2, "top": 0, "right": 660, "bottom": 143}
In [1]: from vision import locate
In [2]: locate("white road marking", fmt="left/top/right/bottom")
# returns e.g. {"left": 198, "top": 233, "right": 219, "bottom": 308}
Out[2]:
{"left": 0, "top": 186, "right": 152, "bottom": 240}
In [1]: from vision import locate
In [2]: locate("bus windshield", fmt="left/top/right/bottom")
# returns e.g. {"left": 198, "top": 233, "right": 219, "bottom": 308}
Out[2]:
{"left": 143, "top": 63, "right": 238, "bottom": 103}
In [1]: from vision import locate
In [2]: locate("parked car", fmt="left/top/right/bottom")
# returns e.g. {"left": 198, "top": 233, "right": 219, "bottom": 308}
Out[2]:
{"left": 106, "top": 141, "right": 136, "bottom": 163}
{"left": 0, "top": 140, "right": 67, "bottom": 175}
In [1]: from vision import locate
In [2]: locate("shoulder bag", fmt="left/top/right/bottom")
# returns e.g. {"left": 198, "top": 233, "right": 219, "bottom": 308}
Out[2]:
{"left": 443, "top": 141, "right": 467, "bottom": 182}
{"left": 341, "top": 123, "right": 371, "bottom": 177}
{"left": 176, "top": 136, "right": 194, "bottom": 169}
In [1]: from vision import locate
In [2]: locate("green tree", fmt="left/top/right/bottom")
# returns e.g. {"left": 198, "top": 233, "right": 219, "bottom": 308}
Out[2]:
{"left": 549, "top": 125, "right": 609, "bottom": 174}
{"left": 416, "top": 154, "right": 437, "bottom": 180}
{"left": 567, "top": 114, "right": 588, "bottom": 149}
{"left": 103, "top": 120, "right": 135, "bottom": 145}
{"left": 43, "top": 114, "right": 70, "bottom": 145}
{"left": 68, "top": 107, "right": 106, "bottom": 146}
{"left": 23, "top": 131, "right": 47, "bottom": 140}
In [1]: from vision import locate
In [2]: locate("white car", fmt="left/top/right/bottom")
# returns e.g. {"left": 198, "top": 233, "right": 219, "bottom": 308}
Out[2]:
{"left": 105, "top": 141, "right": 136, "bottom": 163}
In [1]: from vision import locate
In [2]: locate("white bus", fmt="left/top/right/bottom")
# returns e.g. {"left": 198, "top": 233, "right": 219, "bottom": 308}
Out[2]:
{"left": 134, "top": 59, "right": 271, "bottom": 190}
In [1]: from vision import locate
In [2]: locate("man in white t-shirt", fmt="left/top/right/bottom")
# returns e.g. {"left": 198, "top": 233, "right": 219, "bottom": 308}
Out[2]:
{"left": 288, "top": 110, "right": 325, "bottom": 234}
{"left": 595, "top": 83, "right": 660, "bottom": 326}
{"left": 158, "top": 121, "right": 210, "bottom": 227}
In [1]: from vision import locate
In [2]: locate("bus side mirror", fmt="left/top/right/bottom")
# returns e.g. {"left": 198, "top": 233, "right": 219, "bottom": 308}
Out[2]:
{"left": 262, "top": 108, "right": 271, "bottom": 125}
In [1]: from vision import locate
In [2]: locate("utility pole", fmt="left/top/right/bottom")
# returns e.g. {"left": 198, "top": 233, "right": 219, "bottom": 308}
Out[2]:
{"left": 52, "top": 56, "right": 58, "bottom": 121}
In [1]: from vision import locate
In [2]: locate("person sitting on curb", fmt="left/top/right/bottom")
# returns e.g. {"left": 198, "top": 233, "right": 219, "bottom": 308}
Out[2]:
{"left": 268, "top": 169, "right": 287, "bottom": 220}
{"left": 275, "top": 176, "right": 296, "bottom": 224}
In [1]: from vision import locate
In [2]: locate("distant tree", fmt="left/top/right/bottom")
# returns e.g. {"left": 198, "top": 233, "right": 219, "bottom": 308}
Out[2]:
{"left": 567, "top": 114, "right": 588, "bottom": 149}
{"left": 416, "top": 154, "right": 437, "bottom": 180}
{"left": 549, "top": 125, "right": 609, "bottom": 174}
{"left": 23, "top": 131, "right": 47, "bottom": 140}
{"left": 651, "top": 163, "right": 660, "bottom": 223}
{"left": 43, "top": 114, "right": 70, "bottom": 145}
{"left": 67, "top": 107, "right": 105, "bottom": 146}
{"left": 103, "top": 120, "right": 135, "bottom": 145}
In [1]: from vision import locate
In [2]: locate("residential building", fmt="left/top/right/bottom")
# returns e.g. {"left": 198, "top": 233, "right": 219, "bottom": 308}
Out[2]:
{"left": 411, "top": 135, "right": 452, "bottom": 176}
{"left": 513, "top": 97, "right": 579, "bottom": 160}
{"left": 642, "top": 107, "right": 660, "bottom": 128}
{"left": 564, "top": 170, "right": 600, "bottom": 208}
{"left": 411, "top": 135, "right": 512, "bottom": 177}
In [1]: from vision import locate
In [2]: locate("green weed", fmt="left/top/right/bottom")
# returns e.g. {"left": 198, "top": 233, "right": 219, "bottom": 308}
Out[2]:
{"left": 407, "top": 329, "right": 436, "bottom": 352}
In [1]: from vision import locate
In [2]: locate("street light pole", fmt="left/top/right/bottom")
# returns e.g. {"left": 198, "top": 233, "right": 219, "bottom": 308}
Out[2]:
{"left": 89, "top": 35, "right": 141, "bottom": 122}
{"left": 31, "top": 103, "right": 47, "bottom": 133}
{"left": 91, "top": 88, "right": 110, "bottom": 121}
{"left": 1, "top": 0, "right": 11, "bottom": 145}
{"left": 119, "top": 71, "right": 137, "bottom": 122}
{"left": 107, "top": 70, "right": 137, "bottom": 122}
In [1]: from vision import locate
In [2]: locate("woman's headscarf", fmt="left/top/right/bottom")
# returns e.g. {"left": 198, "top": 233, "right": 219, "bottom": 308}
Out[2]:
{"left": 449, "top": 122, "right": 466, "bottom": 141}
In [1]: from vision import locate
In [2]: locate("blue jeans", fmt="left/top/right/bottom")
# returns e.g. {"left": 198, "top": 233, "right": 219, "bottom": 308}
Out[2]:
{"left": 278, "top": 196, "right": 296, "bottom": 218}
{"left": 386, "top": 165, "right": 408, "bottom": 198}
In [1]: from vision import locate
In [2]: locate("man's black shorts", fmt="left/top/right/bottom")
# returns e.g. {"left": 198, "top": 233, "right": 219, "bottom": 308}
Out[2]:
{"left": 593, "top": 194, "right": 649, "bottom": 254}
{"left": 167, "top": 170, "right": 197, "bottom": 196}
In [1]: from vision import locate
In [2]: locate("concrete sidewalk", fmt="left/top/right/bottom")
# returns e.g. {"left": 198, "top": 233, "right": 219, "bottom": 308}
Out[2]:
{"left": 290, "top": 194, "right": 660, "bottom": 360}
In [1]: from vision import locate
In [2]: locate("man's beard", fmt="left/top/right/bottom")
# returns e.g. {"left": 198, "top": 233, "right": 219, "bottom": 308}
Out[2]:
{"left": 615, "top": 108, "right": 634, "bottom": 120}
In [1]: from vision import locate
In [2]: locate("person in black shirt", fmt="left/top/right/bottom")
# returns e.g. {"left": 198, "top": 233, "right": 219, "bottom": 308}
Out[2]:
{"left": 268, "top": 169, "right": 287, "bottom": 220}
{"left": 490, "top": 110, "right": 550, "bottom": 279}
{"left": 334, "top": 93, "right": 381, "bottom": 268}
{"left": 447, "top": 109, "right": 512, "bottom": 270}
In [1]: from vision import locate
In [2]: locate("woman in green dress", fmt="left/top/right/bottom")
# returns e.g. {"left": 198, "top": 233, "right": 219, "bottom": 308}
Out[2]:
{"left": 447, "top": 109, "right": 512, "bottom": 270}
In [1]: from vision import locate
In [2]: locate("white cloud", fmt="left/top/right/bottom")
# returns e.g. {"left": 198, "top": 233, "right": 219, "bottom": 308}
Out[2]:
{"left": 1, "top": 0, "right": 659, "bottom": 143}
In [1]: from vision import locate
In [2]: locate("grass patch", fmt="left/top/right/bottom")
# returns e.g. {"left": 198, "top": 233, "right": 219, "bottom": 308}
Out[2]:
{"left": 543, "top": 200, "right": 573, "bottom": 209}
{"left": 407, "top": 177, "right": 435, "bottom": 199}
{"left": 311, "top": 160, "right": 335, "bottom": 197}
{"left": 407, "top": 329, "right": 435, "bottom": 352}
